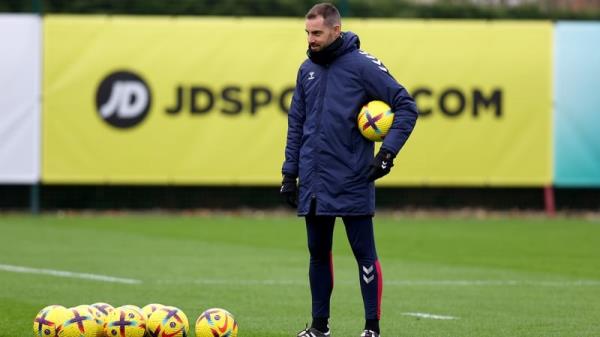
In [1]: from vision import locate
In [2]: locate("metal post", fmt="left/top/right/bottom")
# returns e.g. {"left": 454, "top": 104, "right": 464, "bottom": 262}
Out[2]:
{"left": 544, "top": 185, "right": 555, "bottom": 217}
{"left": 30, "top": 184, "right": 40, "bottom": 214}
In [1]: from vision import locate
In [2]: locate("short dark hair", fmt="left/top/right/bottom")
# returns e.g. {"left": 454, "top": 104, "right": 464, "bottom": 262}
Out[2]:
{"left": 305, "top": 3, "right": 341, "bottom": 27}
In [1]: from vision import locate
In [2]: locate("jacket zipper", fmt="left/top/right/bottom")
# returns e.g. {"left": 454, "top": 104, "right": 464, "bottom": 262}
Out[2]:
{"left": 312, "top": 66, "right": 329, "bottom": 204}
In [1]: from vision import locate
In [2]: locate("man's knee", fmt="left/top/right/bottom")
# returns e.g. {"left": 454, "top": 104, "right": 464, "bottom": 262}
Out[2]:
{"left": 308, "top": 241, "right": 331, "bottom": 261}
{"left": 349, "top": 241, "right": 377, "bottom": 263}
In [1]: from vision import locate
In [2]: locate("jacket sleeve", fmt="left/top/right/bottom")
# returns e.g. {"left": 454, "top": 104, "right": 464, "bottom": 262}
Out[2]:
{"left": 360, "top": 54, "right": 418, "bottom": 156}
{"left": 281, "top": 69, "right": 306, "bottom": 178}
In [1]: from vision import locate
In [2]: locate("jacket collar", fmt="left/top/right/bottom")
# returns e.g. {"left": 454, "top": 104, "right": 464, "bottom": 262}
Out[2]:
{"left": 307, "top": 31, "right": 360, "bottom": 65}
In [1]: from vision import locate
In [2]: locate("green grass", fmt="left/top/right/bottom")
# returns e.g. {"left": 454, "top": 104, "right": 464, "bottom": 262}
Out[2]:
{"left": 1, "top": 214, "right": 599, "bottom": 337}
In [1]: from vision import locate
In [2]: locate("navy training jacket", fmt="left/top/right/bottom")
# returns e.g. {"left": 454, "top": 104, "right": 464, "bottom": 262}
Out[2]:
{"left": 282, "top": 31, "right": 418, "bottom": 216}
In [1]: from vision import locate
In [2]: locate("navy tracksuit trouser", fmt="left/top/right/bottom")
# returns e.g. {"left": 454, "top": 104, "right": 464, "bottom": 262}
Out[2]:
{"left": 305, "top": 213, "right": 383, "bottom": 320}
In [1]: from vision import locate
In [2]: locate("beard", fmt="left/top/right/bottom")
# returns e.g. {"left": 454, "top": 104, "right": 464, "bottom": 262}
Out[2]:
{"left": 309, "top": 35, "right": 336, "bottom": 52}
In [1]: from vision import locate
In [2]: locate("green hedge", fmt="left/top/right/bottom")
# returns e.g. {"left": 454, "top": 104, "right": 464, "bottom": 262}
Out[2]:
{"left": 2, "top": 0, "right": 600, "bottom": 20}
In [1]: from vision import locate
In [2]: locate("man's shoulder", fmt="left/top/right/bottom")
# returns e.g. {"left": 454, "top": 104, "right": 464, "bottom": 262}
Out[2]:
{"left": 349, "top": 49, "right": 390, "bottom": 74}
{"left": 298, "top": 58, "right": 316, "bottom": 73}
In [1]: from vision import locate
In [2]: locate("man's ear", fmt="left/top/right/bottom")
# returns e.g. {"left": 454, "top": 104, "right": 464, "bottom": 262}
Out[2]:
{"left": 334, "top": 24, "right": 341, "bottom": 36}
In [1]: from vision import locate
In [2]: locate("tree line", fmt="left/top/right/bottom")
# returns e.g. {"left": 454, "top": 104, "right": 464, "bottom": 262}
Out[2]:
{"left": 1, "top": 0, "right": 600, "bottom": 20}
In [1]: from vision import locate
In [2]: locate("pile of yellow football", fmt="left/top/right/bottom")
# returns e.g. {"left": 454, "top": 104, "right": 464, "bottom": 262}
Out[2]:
{"left": 33, "top": 303, "right": 238, "bottom": 337}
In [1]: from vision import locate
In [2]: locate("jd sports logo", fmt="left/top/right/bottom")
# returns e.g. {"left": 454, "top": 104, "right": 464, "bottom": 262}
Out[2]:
{"left": 96, "top": 71, "right": 152, "bottom": 128}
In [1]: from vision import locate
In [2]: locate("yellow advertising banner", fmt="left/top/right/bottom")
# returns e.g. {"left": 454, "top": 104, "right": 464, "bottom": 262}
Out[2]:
{"left": 43, "top": 16, "right": 552, "bottom": 186}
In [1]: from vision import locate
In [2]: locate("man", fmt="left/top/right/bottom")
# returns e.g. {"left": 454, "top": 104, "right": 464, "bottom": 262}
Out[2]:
{"left": 280, "top": 3, "right": 418, "bottom": 337}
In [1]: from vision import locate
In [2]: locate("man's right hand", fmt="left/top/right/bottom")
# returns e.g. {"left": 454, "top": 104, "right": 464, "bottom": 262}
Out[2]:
{"left": 280, "top": 175, "right": 298, "bottom": 208}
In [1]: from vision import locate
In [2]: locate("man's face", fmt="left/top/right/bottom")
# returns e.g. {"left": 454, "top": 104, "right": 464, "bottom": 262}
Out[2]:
{"left": 305, "top": 16, "right": 341, "bottom": 52}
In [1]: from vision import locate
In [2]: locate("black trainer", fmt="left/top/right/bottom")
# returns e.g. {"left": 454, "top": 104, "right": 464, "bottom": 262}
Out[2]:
{"left": 360, "top": 330, "right": 379, "bottom": 337}
{"left": 297, "top": 327, "right": 331, "bottom": 337}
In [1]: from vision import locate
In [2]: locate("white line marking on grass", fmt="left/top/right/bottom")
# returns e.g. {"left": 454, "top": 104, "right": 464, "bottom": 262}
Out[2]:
{"left": 0, "top": 264, "right": 141, "bottom": 284}
{"left": 156, "top": 278, "right": 600, "bottom": 287}
{"left": 386, "top": 280, "right": 600, "bottom": 287}
{"left": 402, "top": 312, "right": 459, "bottom": 320}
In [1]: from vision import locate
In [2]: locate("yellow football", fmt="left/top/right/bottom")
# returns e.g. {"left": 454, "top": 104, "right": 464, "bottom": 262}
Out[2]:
{"left": 90, "top": 303, "right": 114, "bottom": 337}
{"left": 146, "top": 306, "right": 189, "bottom": 337}
{"left": 104, "top": 306, "right": 146, "bottom": 337}
{"left": 74, "top": 305, "right": 104, "bottom": 337}
{"left": 141, "top": 304, "right": 164, "bottom": 319}
{"left": 195, "top": 308, "right": 238, "bottom": 337}
{"left": 33, "top": 305, "right": 70, "bottom": 337}
{"left": 357, "top": 100, "right": 394, "bottom": 142}
{"left": 59, "top": 306, "right": 99, "bottom": 337}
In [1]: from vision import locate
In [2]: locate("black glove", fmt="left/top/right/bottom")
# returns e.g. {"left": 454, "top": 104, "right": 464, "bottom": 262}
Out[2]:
{"left": 367, "top": 148, "right": 395, "bottom": 182}
{"left": 280, "top": 175, "right": 298, "bottom": 208}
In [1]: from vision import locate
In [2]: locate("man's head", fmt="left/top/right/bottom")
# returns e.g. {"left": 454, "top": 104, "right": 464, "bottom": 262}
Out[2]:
{"left": 305, "top": 3, "right": 341, "bottom": 52}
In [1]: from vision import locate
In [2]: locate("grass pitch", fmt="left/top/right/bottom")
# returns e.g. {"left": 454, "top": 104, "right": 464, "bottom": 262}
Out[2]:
{"left": 1, "top": 213, "right": 599, "bottom": 337}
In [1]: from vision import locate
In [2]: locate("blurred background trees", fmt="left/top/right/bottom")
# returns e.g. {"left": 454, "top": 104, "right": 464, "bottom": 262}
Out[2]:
{"left": 2, "top": 0, "right": 600, "bottom": 19}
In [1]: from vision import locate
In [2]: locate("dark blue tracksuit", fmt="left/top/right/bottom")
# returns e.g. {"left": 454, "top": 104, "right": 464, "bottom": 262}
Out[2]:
{"left": 282, "top": 31, "right": 418, "bottom": 321}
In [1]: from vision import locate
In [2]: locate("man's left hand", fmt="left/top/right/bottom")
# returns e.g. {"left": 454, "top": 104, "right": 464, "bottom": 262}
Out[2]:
{"left": 367, "top": 148, "right": 395, "bottom": 182}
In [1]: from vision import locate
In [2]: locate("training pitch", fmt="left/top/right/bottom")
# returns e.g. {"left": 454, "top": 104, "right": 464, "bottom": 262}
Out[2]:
{"left": 0, "top": 213, "right": 599, "bottom": 337}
